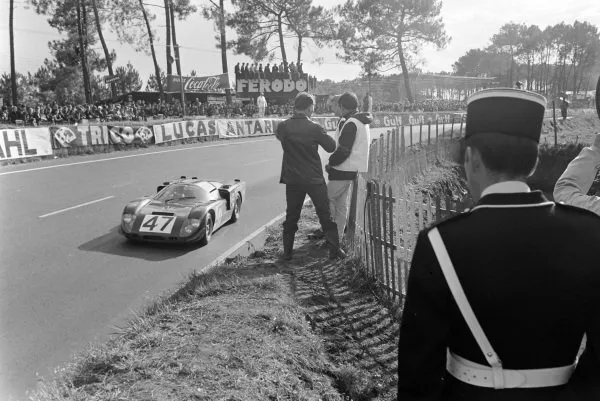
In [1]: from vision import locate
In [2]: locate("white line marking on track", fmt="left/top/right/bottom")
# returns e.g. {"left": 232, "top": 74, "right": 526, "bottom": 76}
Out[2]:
{"left": 0, "top": 138, "right": 274, "bottom": 177}
{"left": 243, "top": 159, "right": 274, "bottom": 166}
{"left": 39, "top": 196, "right": 115, "bottom": 218}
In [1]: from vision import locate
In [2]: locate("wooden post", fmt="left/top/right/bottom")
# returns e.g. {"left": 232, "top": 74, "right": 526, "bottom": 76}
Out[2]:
{"left": 388, "top": 186, "right": 396, "bottom": 302}
{"left": 428, "top": 122, "right": 431, "bottom": 145}
{"left": 410, "top": 124, "right": 413, "bottom": 147}
{"left": 419, "top": 122, "right": 423, "bottom": 145}
{"left": 552, "top": 100, "right": 558, "bottom": 146}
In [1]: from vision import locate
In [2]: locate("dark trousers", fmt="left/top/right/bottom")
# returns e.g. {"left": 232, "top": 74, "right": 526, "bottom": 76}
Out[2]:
{"left": 283, "top": 183, "right": 339, "bottom": 253}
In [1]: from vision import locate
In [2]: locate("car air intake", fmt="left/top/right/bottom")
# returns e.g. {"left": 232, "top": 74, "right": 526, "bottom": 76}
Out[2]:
{"left": 152, "top": 212, "right": 175, "bottom": 216}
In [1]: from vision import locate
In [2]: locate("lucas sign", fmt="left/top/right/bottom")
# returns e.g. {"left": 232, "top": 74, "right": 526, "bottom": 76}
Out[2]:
{"left": 236, "top": 78, "right": 308, "bottom": 95}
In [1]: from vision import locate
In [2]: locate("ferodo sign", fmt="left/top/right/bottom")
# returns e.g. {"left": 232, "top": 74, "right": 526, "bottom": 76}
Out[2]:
{"left": 236, "top": 78, "right": 308, "bottom": 94}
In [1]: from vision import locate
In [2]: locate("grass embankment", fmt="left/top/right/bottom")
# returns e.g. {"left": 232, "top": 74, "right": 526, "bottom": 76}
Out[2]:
{"left": 28, "top": 203, "right": 400, "bottom": 401}
{"left": 540, "top": 108, "right": 600, "bottom": 145}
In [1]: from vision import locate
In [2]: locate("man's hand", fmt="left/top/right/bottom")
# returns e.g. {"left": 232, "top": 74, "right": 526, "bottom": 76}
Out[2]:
{"left": 593, "top": 133, "right": 600, "bottom": 150}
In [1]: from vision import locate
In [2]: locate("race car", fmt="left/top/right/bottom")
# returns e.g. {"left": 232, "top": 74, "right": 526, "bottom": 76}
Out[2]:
{"left": 119, "top": 176, "right": 245, "bottom": 245}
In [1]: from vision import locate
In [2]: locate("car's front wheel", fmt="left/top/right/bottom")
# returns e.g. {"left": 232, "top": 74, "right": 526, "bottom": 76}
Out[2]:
{"left": 230, "top": 194, "right": 242, "bottom": 222}
{"left": 199, "top": 214, "right": 213, "bottom": 246}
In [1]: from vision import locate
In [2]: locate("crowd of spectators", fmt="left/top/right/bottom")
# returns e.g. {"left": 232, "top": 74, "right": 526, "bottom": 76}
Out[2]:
{"left": 0, "top": 98, "right": 298, "bottom": 126}
{"left": 1, "top": 95, "right": 470, "bottom": 126}
{"left": 371, "top": 98, "right": 467, "bottom": 113}
{"left": 234, "top": 61, "right": 318, "bottom": 89}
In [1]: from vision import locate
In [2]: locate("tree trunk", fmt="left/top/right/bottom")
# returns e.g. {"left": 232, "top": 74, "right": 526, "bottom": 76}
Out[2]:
{"left": 76, "top": 0, "right": 92, "bottom": 103}
{"left": 297, "top": 34, "right": 303, "bottom": 66}
{"left": 277, "top": 13, "right": 287, "bottom": 67}
{"left": 81, "top": 0, "right": 93, "bottom": 101}
{"left": 91, "top": 0, "right": 116, "bottom": 100}
{"left": 9, "top": 0, "right": 18, "bottom": 105}
{"left": 169, "top": 0, "right": 184, "bottom": 114}
{"left": 397, "top": 38, "right": 413, "bottom": 103}
{"left": 164, "top": 0, "right": 172, "bottom": 76}
{"left": 218, "top": 0, "right": 231, "bottom": 103}
{"left": 139, "top": 0, "right": 163, "bottom": 101}
{"left": 169, "top": 1, "right": 181, "bottom": 76}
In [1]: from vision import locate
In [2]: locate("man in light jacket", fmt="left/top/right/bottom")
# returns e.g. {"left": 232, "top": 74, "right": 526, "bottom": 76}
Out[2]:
{"left": 553, "top": 133, "right": 600, "bottom": 215}
{"left": 257, "top": 92, "right": 267, "bottom": 118}
{"left": 326, "top": 92, "right": 373, "bottom": 241}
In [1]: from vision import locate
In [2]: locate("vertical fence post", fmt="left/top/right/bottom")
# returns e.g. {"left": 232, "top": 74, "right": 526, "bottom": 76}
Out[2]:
{"left": 391, "top": 128, "right": 397, "bottom": 170}
{"left": 379, "top": 135, "right": 384, "bottom": 177}
{"left": 419, "top": 122, "right": 423, "bottom": 145}
{"left": 428, "top": 121, "right": 431, "bottom": 145}
{"left": 382, "top": 183, "right": 390, "bottom": 297}
{"left": 388, "top": 185, "right": 396, "bottom": 303}
{"left": 409, "top": 124, "right": 414, "bottom": 147}
{"left": 368, "top": 181, "right": 377, "bottom": 279}
{"left": 460, "top": 116, "right": 464, "bottom": 135}
{"left": 401, "top": 126, "right": 406, "bottom": 157}
{"left": 450, "top": 118, "right": 454, "bottom": 139}
{"left": 386, "top": 131, "right": 391, "bottom": 173}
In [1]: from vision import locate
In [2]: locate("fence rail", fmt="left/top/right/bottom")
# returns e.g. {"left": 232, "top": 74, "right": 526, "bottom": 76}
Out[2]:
{"left": 346, "top": 116, "right": 469, "bottom": 308}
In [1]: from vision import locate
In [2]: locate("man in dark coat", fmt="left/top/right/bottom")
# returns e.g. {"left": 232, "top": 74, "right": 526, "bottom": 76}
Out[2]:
{"left": 397, "top": 88, "right": 600, "bottom": 401}
{"left": 234, "top": 62, "right": 241, "bottom": 79}
{"left": 275, "top": 92, "right": 346, "bottom": 261}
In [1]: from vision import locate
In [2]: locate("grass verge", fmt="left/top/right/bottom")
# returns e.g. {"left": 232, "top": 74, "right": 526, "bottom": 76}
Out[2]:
{"left": 27, "top": 203, "right": 401, "bottom": 401}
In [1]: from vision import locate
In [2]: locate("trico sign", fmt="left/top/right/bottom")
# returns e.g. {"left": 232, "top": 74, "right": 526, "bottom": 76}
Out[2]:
{"left": 236, "top": 78, "right": 308, "bottom": 94}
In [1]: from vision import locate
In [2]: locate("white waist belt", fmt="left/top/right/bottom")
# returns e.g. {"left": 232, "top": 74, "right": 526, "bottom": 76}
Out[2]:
{"left": 447, "top": 351, "right": 575, "bottom": 388}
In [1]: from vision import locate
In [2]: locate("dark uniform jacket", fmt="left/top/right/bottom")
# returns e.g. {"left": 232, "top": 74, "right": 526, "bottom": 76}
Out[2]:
{"left": 276, "top": 113, "right": 335, "bottom": 185}
{"left": 398, "top": 188, "right": 600, "bottom": 401}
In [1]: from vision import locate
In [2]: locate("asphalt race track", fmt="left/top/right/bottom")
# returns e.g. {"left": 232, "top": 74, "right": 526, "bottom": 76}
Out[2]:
{"left": 0, "top": 137, "right": 287, "bottom": 399}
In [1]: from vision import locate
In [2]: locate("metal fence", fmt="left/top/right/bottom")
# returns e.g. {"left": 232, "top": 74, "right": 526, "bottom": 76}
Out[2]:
{"left": 346, "top": 117, "right": 470, "bottom": 308}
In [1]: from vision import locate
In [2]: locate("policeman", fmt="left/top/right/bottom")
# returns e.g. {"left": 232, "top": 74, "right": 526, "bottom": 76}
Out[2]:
{"left": 397, "top": 88, "right": 600, "bottom": 400}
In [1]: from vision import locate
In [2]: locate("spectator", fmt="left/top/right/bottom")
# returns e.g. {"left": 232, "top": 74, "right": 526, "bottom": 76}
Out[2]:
{"left": 397, "top": 88, "right": 600, "bottom": 399}
{"left": 326, "top": 92, "right": 372, "bottom": 241}
{"left": 264, "top": 63, "right": 271, "bottom": 79}
{"left": 363, "top": 92, "right": 373, "bottom": 113}
{"left": 560, "top": 95, "right": 570, "bottom": 120}
{"left": 234, "top": 62, "right": 240, "bottom": 79}
{"left": 257, "top": 92, "right": 267, "bottom": 118}
{"left": 275, "top": 92, "right": 346, "bottom": 261}
{"left": 553, "top": 132, "right": 600, "bottom": 214}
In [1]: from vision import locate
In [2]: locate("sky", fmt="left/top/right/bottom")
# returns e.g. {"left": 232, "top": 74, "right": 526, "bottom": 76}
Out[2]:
{"left": 1, "top": 0, "right": 599, "bottom": 86}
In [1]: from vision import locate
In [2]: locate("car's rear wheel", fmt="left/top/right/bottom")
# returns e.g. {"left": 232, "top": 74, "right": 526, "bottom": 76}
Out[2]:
{"left": 230, "top": 194, "right": 242, "bottom": 222}
{"left": 199, "top": 214, "right": 213, "bottom": 246}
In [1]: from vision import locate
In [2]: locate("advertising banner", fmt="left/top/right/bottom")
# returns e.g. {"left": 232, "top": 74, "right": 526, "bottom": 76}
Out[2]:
{"left": 0, "top": 128, "right": 53, "bottom": 160}
{"left": 215, "top": 118, "right": 282, "bottom": 139}
{"left": 51, "top": 125, "right": 155, "bottom": 148}
{"left": 166, "top": 74, "right": 230, "bottom": 93}
{"left": 152, "top": 120, "right": 219, "bottom": 144}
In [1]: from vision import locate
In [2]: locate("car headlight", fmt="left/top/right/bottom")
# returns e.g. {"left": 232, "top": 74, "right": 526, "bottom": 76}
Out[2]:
{"left": 122, "top": 213, "right": 135, "bottom": 232}
{"left": 179, "top": 218, "right": 201, "bottom": 236}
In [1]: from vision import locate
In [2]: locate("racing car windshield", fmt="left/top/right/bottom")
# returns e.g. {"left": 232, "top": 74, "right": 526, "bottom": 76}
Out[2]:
{"left": 156, "top": 184, "right": 211, "bottom": 203}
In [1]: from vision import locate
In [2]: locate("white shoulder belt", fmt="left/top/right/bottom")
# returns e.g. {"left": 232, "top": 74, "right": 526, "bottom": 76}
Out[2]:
{"left": 427, "top": 227, "right": 582, "bottom": 389}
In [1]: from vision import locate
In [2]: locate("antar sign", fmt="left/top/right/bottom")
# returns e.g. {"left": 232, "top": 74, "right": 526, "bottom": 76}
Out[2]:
{"left": 236, "top": 78, "right": 308, "bottom": 94}
{"left": 166, "top": 74, "right": 230, "bottom": 93}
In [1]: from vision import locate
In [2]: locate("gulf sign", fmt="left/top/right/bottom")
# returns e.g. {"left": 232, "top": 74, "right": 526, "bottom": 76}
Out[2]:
{"left": 236, "top": 78, "right": 308, "bottom": 94}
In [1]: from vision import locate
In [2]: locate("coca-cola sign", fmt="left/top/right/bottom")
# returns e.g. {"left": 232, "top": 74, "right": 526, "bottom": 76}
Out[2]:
{"left": 166, "top": 73, "right": 230, "bottom": 93}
